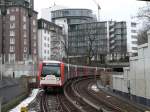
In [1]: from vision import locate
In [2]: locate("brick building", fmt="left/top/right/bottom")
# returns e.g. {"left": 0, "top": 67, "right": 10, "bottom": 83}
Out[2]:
{"left": 0, "top": 0, "right": 38, "bottom": 63}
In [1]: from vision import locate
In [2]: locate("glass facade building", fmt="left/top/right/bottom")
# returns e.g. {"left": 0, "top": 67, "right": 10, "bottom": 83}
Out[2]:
{"left": 51, "top": 8, "right": 137, "bottom": 63}
{"left": 109, "top": 21, "right": 127, "bottom": 61}
{"left": 68, "top": 22, "right": 108, "bottom": 62}
{"left": 51, "top": 9, "right": 96, "bottom": 24}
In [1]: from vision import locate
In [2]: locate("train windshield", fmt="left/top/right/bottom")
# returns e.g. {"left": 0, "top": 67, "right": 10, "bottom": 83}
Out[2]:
{"left": 41, "top": 63, "right": 60, "bottom": 77}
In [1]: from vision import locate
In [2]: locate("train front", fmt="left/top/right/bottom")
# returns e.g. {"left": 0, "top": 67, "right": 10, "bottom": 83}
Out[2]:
{"left": 39, "top": 61, "right": 64, "bottom": 90}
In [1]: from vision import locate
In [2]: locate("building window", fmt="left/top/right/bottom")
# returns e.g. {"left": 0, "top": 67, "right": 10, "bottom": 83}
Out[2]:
{"left": 23, "top": 16, "right": 26, "bottom": 22}
{"left": 44, "top": 36, "right": 46, "bottom": 40}
{"left": 23, "top": 24, "right": 26, "bottom": 30}
{"left": 9, "top": 54, "right": 15, "bottom": 62}
{"left": 10, "top": 23, "right": 15, "bottom": 29}
{"left": 10, "top": 30, "right": 15, "bottom": 36}
{"left": 11, "top": 8, "right": 14, "bottom": 12}
{"left": 33, "top": 20, "right": 36, "bottom": 25}
{"left": 33, "top": 42, "right": 36, "bottom": 47}
{"left": 24, "top": 39, "right": 27, "bottom": 45}
{"left": 44, "top": 43, "right": 46, "bottom": 47}
{"left": 24, "top": 32, "right": 27, "bottom": 38}
{"left": 10, "top": 46, "right": 15, "bottom": 52}
{"left": 33, "top": 28, "right": 36, "bottom": 33}
{"left": 23, "top": 54, "right": 27, "bottom": 59}
{"left": 10, "top": 38, "right": 15, "bottom": 44}
{"left": 34, "top": 49, "right": 36, "bottom": 54}
{"left": 24, "top": 47, "right": 27, "bottom": 52}
{"left": 132, "top": 47, "right": 137, "bottom": 50}
{"left": 7, "top": 9, "right": 10, "bottom": 14}
{"left": 10, "top": 15, "right": 15, "bottom": 21}
{"left": 131, "top": 22, "right": 136, "bottom": 27}
{"left": 16, "top": 8, "right": 19, "bottom": 12}
{"left": 33, "top": 35, "right": 36, "bottom": 40}
{"left": 131, "top": 36, "right": 137, "bottom": 39}
{"left": 132, "top": 41, "right": 137, "bottom": 44}
{"left": 44, "top": 50, "right": 46, "bottom": 53}
{"left": 131, "top": 30, "right": 136, "bottom": 33}
{"left": 44, "top": 30, "right": 46, "bottom": 34}
{"left": 44, "top": 23, "right": 46, "bottom": 28}
{"left": 47, "top": 37, "right": 49, "bottom": 41}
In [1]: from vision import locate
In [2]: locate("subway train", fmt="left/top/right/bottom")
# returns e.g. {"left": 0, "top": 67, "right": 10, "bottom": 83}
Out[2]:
{"left": 38, "top": 60, "right": 111, "bottom": 91}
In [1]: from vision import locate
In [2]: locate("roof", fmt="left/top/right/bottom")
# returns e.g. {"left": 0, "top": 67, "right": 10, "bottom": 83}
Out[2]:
{"left": 42, "top": 60, "right": 62, "bottom": 64}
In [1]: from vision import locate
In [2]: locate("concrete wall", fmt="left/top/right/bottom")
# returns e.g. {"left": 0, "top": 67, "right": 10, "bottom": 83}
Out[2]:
{"left": 129, "top": 42, "right": 150, "bottom": 100}
{"left": 113, "top": 75, "right": 128, "bottom": 93}
{"left": 0, "top": 63, "right": 37, "bottom": 78}
{"left": 112, "top": 30, "right": 150, "bottom": 106}
{"left": 0, "top": 78, "right": 28, "bottom": 105}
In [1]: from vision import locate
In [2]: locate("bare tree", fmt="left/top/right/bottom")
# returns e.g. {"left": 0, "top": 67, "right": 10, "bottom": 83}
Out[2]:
{"left": 137, "top": 2, "right": 150, "bottom": 20}
{"left": 61, "top": 34, "right": 69, "bottom": 63}
{"left": 86, "top": 36, "right": 96, "bottom": 65}
{"left": 137, "top": 2, "right": 150, "bottom": 44}
{"left": 138, "top": 28, "right": 148, "bottom": 45}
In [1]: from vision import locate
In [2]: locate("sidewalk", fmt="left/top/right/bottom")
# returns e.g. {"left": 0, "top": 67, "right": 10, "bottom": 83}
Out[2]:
{"left": 9, "top": 89, "right": 39, "bottom": 112}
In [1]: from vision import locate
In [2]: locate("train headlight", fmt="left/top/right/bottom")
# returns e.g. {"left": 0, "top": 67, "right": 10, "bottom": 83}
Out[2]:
{"left": 41, "top": 77, "right": 45, "bottom": 80}
{"left": 56, "top": 77, "right": 60, "bottom": 81}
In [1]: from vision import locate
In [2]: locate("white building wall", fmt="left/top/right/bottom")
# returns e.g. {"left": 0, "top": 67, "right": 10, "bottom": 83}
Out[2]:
{"left": 38, "top": 30, "right": 42, "bottom": 60}
{"left": 113, "top": 75, "right": 128, "bottom": 93}
{"left": 127, "top": 22, "right": 132, "bottom": 53}
{"left": 38, "top": 29, "right": 51, "bottom": 61}
{"left": 55, "top": 18, "right": 68, "bottom": 35}
{"left": 113, "top": 30, "right": 150, "bottom": 105}
{"left": 127, "top": 21, "right": 138, "bottom": 55}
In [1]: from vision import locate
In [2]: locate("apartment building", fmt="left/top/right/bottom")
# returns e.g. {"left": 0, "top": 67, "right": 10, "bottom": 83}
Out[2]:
{"left": 0, "top": 0, "right": 38, "bottom": 63}
{"left": 109, "top": 21, "right": 138, "bottom": 61}
{"left": 38, "top": 19, "right": 65, "bottom": 61}
{"left": 69, "top": 21, "right": 138, "bottom": 63}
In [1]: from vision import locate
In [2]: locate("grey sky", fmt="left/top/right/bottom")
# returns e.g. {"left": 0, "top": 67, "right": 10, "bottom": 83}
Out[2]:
{"left": 35, "top": 0, "right": 146, "bottom": 21}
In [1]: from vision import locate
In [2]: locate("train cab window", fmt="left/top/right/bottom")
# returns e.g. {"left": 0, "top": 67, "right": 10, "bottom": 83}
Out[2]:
{"left": 42, "top": 64, "right": 60, "bottom": 77}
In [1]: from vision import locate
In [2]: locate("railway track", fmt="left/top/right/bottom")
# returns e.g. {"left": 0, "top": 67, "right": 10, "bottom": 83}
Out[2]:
{"left": 64, "top": 79, "right": 99, "bottom": 112}
{"left": 29, "top": 90, "right": 79, "bottom": 112}
{"left": 73, "top": 77, "right": 150, "bottom": 112}
{"left": 40, "top": 92, "right": 66, "bottom": 112}
{"left": 29, "top": 77, "right": 150, "bottom": 112}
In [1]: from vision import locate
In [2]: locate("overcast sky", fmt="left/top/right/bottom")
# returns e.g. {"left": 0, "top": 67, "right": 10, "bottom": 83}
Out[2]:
{"left": 34, "top": 0, "right": 146, "bottom": 21}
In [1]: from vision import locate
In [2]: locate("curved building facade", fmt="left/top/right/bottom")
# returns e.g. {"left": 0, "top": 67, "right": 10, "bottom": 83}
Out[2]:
{"left": 51, "top": 9, "right": 96, "bottom": 24}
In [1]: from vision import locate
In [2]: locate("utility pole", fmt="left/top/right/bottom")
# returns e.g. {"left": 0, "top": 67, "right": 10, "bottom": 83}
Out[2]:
{"left": 92, "top": 0, "right": 101, "bottom": 21}
{"left": 28, "top": 3, "right": 34, "bottom": 76}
